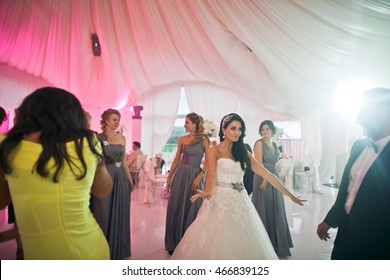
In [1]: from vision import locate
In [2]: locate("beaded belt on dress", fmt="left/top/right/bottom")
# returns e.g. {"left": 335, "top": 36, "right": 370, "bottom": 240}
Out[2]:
{"left": 115, "top": 161, "right": 122, "bottom": 168}
{"left": 217, "top": 181, "right": 245, "bottom": 193}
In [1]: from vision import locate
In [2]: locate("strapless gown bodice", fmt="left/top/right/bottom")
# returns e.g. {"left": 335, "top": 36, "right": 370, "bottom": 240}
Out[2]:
{"left": 180, "top": 140, "right": 204, "bottom": 168}
{"left": 216, "top": 158, "right": 244, "bottom": 182}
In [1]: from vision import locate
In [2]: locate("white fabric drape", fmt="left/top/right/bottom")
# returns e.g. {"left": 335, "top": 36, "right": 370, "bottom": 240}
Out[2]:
{"left": 2, "top": 0, "right": 389, "bottom": 113}
{"left": 185, "top": 83, "right": 240, "bottom": 127}
{"left": 0, "top": 64, "right": 52, "bottom": 110}
{"left": 138, "top": 86, "right": 181, "bottom": 157}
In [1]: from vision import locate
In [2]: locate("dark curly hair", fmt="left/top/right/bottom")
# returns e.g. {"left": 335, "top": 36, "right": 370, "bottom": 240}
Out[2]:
{"left": 0, "top": 87, "right": 102, "bottom": 182}
{"left": 219, "top": 113, "right": 251, "bottom": 171}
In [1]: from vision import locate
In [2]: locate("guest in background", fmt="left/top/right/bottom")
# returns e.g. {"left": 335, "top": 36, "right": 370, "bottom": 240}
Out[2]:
{"left": 92, "top": 108, "right": 134, "bottom": 260}
{"left": 252, "top": 120, "right": 293, "bottom": 257}
{"left": 126, "top": 141, "right": 144, "bottom": 187}
{"left": 164, "top": 112, "right": 210, "bottom": 255}
{"left": 317, "top": 87, "right": 390, "bottom": 259}
{"left": 0, "top": 87, "right": 112, "bottom": 259}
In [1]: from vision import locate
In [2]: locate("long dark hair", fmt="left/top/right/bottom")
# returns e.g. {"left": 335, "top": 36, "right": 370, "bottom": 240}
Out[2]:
{"left": 219, "top": 113, "right": 251, "bottom": 171}
{"left": 0, "top": 87, "right": 102, "bottom": 182}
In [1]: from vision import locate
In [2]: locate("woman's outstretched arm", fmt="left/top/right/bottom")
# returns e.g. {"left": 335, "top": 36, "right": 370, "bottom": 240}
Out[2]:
{"left": 248, "top": 152, "right": 306, "bottom": 206}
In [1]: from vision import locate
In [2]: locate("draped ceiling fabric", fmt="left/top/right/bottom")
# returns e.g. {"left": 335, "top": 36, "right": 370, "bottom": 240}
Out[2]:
{"left": 1, "top": 0, "right": 390, "bottom": 178}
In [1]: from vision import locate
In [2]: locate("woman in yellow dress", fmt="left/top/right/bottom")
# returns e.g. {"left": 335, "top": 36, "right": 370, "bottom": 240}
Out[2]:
{"left": 0, "top": 87, "right": 113, "bottom": 259}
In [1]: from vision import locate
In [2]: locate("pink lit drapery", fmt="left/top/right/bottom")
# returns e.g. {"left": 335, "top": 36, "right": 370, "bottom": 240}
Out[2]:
{"left": 2, "top": 0, "right": 389, "bottom": 113}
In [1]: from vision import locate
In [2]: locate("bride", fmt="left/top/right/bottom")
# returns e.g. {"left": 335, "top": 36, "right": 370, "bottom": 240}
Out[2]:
{"left": 171, "top": 113, "right": 305, "bottom": 260}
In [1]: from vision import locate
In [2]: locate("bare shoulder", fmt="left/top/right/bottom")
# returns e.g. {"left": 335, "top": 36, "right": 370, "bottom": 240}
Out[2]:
{"left": 177, "top": 135, "right": 186, "bottom": 145}
{"left": 207, "top": 145, "right": 218, "bottom": 158}
{"left": 253, "top": 139, "right": 263, "bottom": 150}
{"left": 254, "top": 139, "right": 262, "bottom": 146}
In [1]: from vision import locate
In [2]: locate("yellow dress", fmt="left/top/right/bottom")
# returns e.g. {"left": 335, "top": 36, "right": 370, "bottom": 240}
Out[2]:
{"left": 0, "top": 135, "right": 109, "bottom": 260}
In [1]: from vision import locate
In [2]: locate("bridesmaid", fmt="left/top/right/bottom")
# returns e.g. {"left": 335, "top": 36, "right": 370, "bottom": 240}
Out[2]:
{"left": 0, "top": 87, "right": 112, "bottom": 259}
{"left": 252, "top": 120, "right": 294, "bottom": 257}
{"left": 164, "top": 112, "right": 210, "bottom": 255}
{"left": 92, "top": 108, "right": 134, "bottom": 259}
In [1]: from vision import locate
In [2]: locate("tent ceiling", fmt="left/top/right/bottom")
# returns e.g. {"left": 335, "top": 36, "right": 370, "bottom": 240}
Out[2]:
{"left": 1, "top": 0, "right": 389, "bottom": 116}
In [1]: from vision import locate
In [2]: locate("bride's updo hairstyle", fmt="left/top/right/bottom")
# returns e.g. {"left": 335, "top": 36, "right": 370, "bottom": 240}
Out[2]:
{"left": 219, "top": 113, "right": 251, "bottom": 171}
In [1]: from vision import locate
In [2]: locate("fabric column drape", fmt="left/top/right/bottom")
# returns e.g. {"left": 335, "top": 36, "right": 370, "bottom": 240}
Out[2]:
{"left": 139, "top": 86, "right": 181, "bottom": 158}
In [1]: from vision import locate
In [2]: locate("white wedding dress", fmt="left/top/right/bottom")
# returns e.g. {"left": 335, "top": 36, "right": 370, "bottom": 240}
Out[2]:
{"left": 171, "top": 158, "right": 278, "bottom": 260}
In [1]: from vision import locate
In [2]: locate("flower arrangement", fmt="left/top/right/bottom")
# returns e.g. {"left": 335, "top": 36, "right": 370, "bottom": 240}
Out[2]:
{"left": 203, "top": 120, "right": 217, "bottom": 138}
{"left": 274, "top": 126, "right": 284, "bottom": 139}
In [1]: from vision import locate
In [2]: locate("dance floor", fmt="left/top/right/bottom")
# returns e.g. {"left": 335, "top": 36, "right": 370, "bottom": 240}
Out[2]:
{"left": 0, "top": 182, "right": 337, "bottom": 260}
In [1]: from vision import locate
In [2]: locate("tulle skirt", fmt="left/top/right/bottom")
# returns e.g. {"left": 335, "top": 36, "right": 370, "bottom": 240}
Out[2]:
{"left": 172, "top": 186, "right": 278, "bottom": 260}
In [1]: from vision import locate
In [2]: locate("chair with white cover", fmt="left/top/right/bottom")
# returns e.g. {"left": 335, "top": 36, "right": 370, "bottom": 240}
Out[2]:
{"left": 144, "top": 158, "right": 168, "bottom": 206}
{"left": 276, "top": 157, "right": 295, "bottom": 193}
{"left": 154, "top": 153, "right": 163, "bottom": 175}
{"left": 136, "top": 154, "right": 148, "bottom": 189}
{"left": 293, "top": 157, "right": 321, "bottom": 193}
{"left": 143, "top": 159, "right": 159, "bottom": 207}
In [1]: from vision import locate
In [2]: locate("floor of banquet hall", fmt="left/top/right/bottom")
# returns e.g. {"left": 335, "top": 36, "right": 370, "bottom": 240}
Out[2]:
{"left": 0, "top": 182, "right": 338, "bottom": 260}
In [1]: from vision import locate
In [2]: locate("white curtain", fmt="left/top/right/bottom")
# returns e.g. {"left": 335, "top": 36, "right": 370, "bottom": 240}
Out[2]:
{"left": 0, "top": 64, "right": 52, "bottom": 110}
{"left": 138, "top": 86, "right": 181, "bottom": 158}
{"left": 185, "top": 83, "right": 240, "bottom": 128}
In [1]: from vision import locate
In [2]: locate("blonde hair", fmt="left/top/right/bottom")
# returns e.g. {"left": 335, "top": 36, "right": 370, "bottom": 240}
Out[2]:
{"left": 100, "top": 108, "right": 121, "bottom": 131}
{"left": 186, "top": 112, "right": 205, "bottom": 142}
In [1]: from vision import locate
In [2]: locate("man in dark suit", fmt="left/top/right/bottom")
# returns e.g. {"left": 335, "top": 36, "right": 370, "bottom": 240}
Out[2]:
{"left": 317, "top": 87, "right": 390, "bottom": 260}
